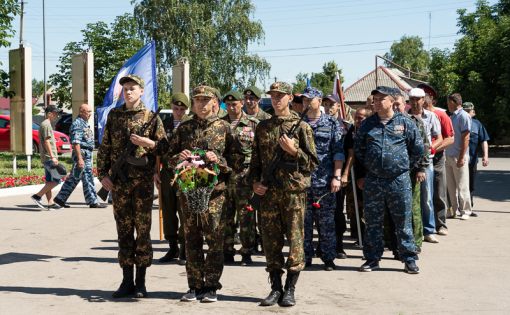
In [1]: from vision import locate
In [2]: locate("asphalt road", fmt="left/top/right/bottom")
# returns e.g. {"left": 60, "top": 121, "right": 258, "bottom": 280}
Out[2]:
{"left": 0, "top": 158, "right": 509, "bottom": 314}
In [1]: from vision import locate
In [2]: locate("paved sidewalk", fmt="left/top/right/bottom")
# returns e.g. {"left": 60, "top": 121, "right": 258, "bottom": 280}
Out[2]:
{"left": 0, "top": 158, "right": 509, "bottom": 314}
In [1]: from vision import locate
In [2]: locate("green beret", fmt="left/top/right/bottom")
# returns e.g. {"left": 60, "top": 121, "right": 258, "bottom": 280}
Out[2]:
{"left": 171, "top": 92, "right": 190, "bottom": 108}
{"left": 119, "top": 74, "right": 145, "bottom": 88}
{"left": 192, "top": 85, "right": 216, "bottom": 98}
{"left": 223, "top": 90, "right": 243, "bottom": 102}
{"left": 463, "top": 102, "right": 475, "bottom": 110}
{"left": 243, "top": 86, "right": 262, "bottom": 99}
{"left": 267, "top": 81, "right": 292, "bottom": 95}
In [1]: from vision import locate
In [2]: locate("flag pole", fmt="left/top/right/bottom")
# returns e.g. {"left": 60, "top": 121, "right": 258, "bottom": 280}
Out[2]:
{"left": 336, "top": 73, "right": 347, "bottom": 120}
{"left": 350, "top": 166, "right": 363, "bottom": 247}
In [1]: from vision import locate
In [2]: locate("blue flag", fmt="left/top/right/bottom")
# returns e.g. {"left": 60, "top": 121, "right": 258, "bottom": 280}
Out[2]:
{"left": 97, "top": 41, "right": 158, "bottom": 143}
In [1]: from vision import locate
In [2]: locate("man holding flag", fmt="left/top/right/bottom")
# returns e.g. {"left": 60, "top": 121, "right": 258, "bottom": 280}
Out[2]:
{"left": 97, "top": 42, "right": 166, "bottom": 299}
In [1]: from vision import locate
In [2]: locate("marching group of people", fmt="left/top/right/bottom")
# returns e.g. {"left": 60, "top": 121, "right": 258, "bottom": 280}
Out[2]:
{"left": 91, "top": 74, "right": 489, "bottom": 306}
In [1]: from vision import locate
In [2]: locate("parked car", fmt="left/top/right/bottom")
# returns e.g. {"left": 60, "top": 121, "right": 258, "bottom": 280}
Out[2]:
{"left": 0, "top": 115, "right": 72, "bottom": 154}
{"left": 55, "top": 113, "right": 72, "bottom": 136}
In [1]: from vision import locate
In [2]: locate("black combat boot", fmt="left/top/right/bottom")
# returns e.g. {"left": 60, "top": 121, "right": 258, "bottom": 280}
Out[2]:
{"left": 112, "top": 266, "right": 135, "bottom": 298}
{"left": 159, "top": 240, "right": 179, "bottom": 263}
{"left": 259, "top": 271, "right": 283, "bottom": 306}
{"left": 279, "top": 271, "right": 300, "bottom": 307}
{"left": 134, "top": 266, "right": 148, "bottom": 298}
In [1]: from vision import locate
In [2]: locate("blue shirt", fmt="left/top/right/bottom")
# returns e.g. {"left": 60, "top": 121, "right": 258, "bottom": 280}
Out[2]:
{"left": 354, "top": 112, "right": 424, "bottom": 179}
{"left": 469, "top": 118, "right": 490, "bottom": 166}
{"left": 305, "top": 113, "right": 345, "bottom": 188}
{"left": 70, "top": 116, "right": 95, "bottom": 149}
{"left": 445, "top": 108, "right": 471, "bottom": 158}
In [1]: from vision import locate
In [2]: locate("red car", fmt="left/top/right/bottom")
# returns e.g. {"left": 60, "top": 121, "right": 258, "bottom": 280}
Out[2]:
{"left": 0, "top": 115, "right": 72, "bottom": 154}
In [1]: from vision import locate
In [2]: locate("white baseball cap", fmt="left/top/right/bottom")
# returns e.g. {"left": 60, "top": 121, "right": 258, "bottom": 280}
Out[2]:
{"left": 408, "top": 88, "right": 425, "bottom": 98}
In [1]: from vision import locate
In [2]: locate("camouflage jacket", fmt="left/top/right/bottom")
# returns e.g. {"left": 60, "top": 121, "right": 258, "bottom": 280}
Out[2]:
{"left": 222, "top": 113, "right": 259, "bottom": 185}
{"left": 248, "top": 111, "right": 319, "bottom": 192}
{"left": 354, "top": 112, "right": 424, "bottom": 179}
{"left": 407, "top": 113, "right": 431, "bottom": 173}
{"left": 165, "top": 114, "right": 233, "bottom": 190}
{"left": 160, "top": 112, "right": 190, "bottom": 170}
{"left": 245, "top": 108, "right": 272, "bottom": 121}
{"left": 97, "top": 102, "right": 166, "bottom": 182}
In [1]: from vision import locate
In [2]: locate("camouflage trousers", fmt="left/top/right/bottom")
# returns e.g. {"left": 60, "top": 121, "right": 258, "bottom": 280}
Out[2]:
{"left": 55, "top": 149, "right": 98, "bottom": 205}
{"left": 384, "top": 173, "right": 423, "bottom": 249}
{"left": 345, "top": 179, "right": 365, "bottom": 240}
{"left": 363, "top": 172, "right": 418, "bottom": 263}
{"left": 224, "top": 184, "right": 257, "bottom": 256}
{"left": 259, "top": 189, "right": 306, "bottom": 273}
{"left": 160, "top": 168, "right": 184, "bottom": 244}
{"left": 304, "top": 186, "right": 337, "bottom": 262}
{"left": 180, "top": 191, "right": 226, "bottom": 290}
{"left": 112, "top": 178, "right": 154, "bottom": 268}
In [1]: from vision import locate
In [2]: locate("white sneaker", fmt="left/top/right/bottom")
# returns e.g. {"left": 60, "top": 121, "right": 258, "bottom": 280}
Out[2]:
{"left": 460, "top": 214, "right": 470, "bottom": 220}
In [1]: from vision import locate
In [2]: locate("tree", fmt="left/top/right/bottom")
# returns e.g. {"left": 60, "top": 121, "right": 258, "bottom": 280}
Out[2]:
{"left": 32, "top": 79, "right": 45, "bottom": 99}
{"left": 50, "top": 14, "right": 144, "bottom": 108}
{"left": 0, "top": 0, "right": 21, "bottom": 98}
{"left": 292, "top": 61, "right": 343, "bottom": 95}
{"left": 384, "top": 35, "right": 430, "bottom": 74}
{"left": 428, "top": 48, "right": 460, "bottom": 105}
{"left": 133, "top": 0, "right": 271, "bottom": 93}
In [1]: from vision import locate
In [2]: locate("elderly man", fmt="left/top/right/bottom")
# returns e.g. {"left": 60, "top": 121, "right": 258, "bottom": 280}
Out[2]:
{"left": 463, "top": 102, "right": 490, "bottom": 214}
{"left": 54, "top": 104, "right": 106, "bottom": 209}
{"left": 445, "top": 93, "right": 472, "bottom": 220}
{"left": 354, "top": 86, "right": 423, "bottom": 274}
{"left": 408, "top": 88, "right": 443, "bottom": 243}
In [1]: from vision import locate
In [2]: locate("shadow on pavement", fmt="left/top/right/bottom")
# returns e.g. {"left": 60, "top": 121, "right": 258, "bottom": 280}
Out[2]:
{"left": 0, "top": 205, "right": 47, "bottom": 212}
{"left": 61, "top": 257, "right": 117, "bottom": 264}
{"left": 0, "top": 286, "right": 261, "bottom": 303}
{"left": 475, "top": 170, "right": 510, "bottom": 202}
{"left": 0, "top": 252, "right": 57, "bottom": 265}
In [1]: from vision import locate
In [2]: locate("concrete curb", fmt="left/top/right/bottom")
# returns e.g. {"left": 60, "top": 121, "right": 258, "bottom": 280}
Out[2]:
{"left": 0, "top": 178, "right": 100, "bottom": 198}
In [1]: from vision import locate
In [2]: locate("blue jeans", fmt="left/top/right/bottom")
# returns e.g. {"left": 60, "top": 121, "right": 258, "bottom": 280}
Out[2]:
{"left": 421, "top": 163, "right": 436, "bottom": 235}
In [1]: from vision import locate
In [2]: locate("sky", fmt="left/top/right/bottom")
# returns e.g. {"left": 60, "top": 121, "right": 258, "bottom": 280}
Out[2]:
{"left": 0, "top": 0, "right": 498, "bottom": 90}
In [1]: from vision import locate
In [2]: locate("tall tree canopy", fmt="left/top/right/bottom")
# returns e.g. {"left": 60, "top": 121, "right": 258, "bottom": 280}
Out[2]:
{"left": 50, "top": 14, "right": 144, "bottom": 107}
{"left": 292, "top": 61, "right": 343, "bottom": 96}
{"left": 0, "top": 0, "right": 21, "bottom": 98}
{"left": 384, "top": 35, "right": 430, "bottom": 74}
{"left": 133, "top": 0, "right": 270, "bottom": 93}
{"left": 429, "top": 0, "right": 510, "bottom": 142}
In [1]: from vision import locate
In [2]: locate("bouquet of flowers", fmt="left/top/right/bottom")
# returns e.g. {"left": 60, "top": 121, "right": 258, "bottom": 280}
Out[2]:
{"left": 173, "top": 149, "right": 219, "bottom": 214}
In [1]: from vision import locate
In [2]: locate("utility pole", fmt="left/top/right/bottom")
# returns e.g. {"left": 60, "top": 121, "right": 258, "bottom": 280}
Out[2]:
{"left": 43, "top": 0, "right": 47, "bottom": 108}
{"left": 19, "top": 0, "right": 24, "bottom": 46}
{"left": 428, "top": 11, "right": 432, "bottom": 50}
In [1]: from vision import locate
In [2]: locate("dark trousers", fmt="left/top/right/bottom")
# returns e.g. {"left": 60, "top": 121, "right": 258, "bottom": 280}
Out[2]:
{"left": 433, "top": 153, "right": 448, "bottom": 230}
{"left": 468, "top": 162, "right": 477, "bottom": 206}
{"left": 335, "top": 189, "right": 347, "bottom": 245}
{"left": 160, "top": 168, "right": 183, "bottom": 244}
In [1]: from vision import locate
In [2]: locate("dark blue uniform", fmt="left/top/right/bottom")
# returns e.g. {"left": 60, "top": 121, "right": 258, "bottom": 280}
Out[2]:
{"left": 354, "top": 112, "right": 424, "bottom": 262}
{"left": 304, "top": 114, "right": 344, "bottom": 263}
{"left": 55, "top": 116, "right": 98, "bottom": 205}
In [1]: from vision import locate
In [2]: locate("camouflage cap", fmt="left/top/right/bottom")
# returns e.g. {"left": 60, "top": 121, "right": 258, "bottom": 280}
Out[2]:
{"left": 223, "top": 90, "right": 243, "bottom": 102}
{"left": 243, "top": 86, "right": 262, "bottom": 99}
{"left": 171, "top": 92, "right": 190, "bottom": 108}
{"left": 463, "top": 102, "right": 475, "bottom": 110}
{"left": 119, "top": 74, "right": 145, "bottom": 88}
{"left": 323, "top": 94, "right": 340, "bottom": 103}
{"left": 213, "top": 88, "right": 222, "bottom": 100}
{"left": 192, "top": 85, "right": 216, "bottom": 98}
{"left": 267, "top": 81, "right": 293, "bottom": 95}
{"left": 302, "top": 86, "right": 323, "bottom": 99}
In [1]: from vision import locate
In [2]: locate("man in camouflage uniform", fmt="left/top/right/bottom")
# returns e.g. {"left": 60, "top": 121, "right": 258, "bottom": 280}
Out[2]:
{"left": 162, "top": 85, "right": 233, "bottom": 303}
{"left": 302, "top": 87, "right": 344, "bottom": 271}
{"left": 221, "top": 90, "right": 260, "bottom": 266}
{"left": 97, "top": 75, "right": 166, "bottom": 298}
{"left": 354, "top": 86, "right": 423, "bottom": 274}
{"left": 157, "top": 93, "right": 190, "bottom": 264}
{"left": 243, "top": 86, "right": 271, "bottom": 121}
{"left": 249, "top": 81, "right": 318, "bottom": 307}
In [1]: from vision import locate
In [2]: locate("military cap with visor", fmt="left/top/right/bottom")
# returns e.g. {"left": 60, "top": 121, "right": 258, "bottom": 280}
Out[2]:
{"left": 243, "top": 86, "right": 262, "bottom": 99}
{"left": 223, "top": 90, "right": 243, "bottom": 102}
{"left": 302, "top": 86, "right": 323, "bottom": 99}
{"left": 192, "top": 85, "right": 217, "bottom": 98}
{"left": 119, "top": 74, "right": 145, "bottom": 88}
{"left": 266, "top": 81, "right": 293, "bottom": 95}
{"left": 171, "top": 92, "right": 190, "bottom": 108}
{"left": 371, "top": 86, "right": 402, "bottom": 96}
{"left": 462, "top": 102, "right": 475, "bottom": 110}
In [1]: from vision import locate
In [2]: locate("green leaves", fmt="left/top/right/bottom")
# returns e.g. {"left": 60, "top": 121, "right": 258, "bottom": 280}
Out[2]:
{"left": 133, "top": 0, "right": 270, "bottom": 93}
{"left": 50, "top": 13, "right": 144, "bottom": 108}
{"left": 384, "top": 35, "right": 430, "bottom": 74}
{"left": 292, "top": 61, "right": 343, "bottom": 95}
